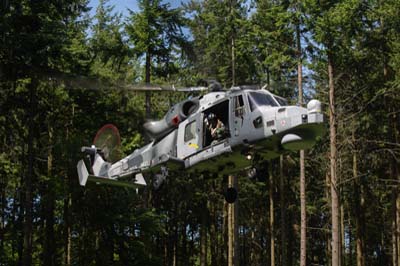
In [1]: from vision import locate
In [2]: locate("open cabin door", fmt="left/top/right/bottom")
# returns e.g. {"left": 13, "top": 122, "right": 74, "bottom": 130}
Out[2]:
{"left": 230, "top": 93, "right": 247, "bottom": 138}
{"left": 177, "top": 113, "right": 203, "bottom": 159}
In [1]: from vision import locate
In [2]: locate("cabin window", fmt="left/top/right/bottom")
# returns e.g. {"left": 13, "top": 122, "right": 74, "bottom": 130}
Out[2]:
{"left": 234, "top": 95, "right": 245, "bottom": 117}
{"left": 184, "top": 121, "right": 196, "bottom": 142}
{"left": 274, "top": 96, "right": 288, "bottom": 106}
{"left": 248, "top": 92, "right": 278, "bottom": 112}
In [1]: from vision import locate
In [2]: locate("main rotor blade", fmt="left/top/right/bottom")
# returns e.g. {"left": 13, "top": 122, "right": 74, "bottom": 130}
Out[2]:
{"left": 41, "top": 70, "right": 209, "bottom": 92}
{"left": 124, "top": 84, "right": 208, "bottom": 92}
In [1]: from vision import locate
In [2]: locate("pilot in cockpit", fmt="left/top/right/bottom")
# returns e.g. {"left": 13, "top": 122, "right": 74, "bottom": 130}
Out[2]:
{"left": 206, "top": 113, "right": 225, "bottom": 144}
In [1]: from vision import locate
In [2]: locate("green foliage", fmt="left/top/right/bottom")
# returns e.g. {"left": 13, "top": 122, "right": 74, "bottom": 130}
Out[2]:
{"left": 126, "top": 0, "right": 189, "bottom": 82}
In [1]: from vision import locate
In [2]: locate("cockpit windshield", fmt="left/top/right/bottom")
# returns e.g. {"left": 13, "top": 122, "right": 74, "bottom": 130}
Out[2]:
{"left": 274, "top": 96, "right": 288, "bottom": 106}
{"left": 248, "top": 91, "right": 278, "bottom": 112}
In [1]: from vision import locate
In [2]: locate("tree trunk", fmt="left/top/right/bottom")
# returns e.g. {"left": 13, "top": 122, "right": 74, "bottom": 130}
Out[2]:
{"left": 145, "top": 50, "right": 151, "bottom": 119}
{"left": 64, "top": 193, "right": 72, "bottom": 266}
{"left": 200, "top": 202, "right": 208, "bottom": 266}
{"left": 348, "top": 209, "right": 352, "bottom": 266}
{"left": 182, "top": 212, "right": 188, "bottom": 266}
{"left": 394, "top": 115, "right": 400, "bottom": 266}
{"left": 325, "top": 170, "right": 331, "bottom": 266}
{"left": 394, "top": 215, "right": 398, "bottom": 266}
{"left": 222, "top": 200, "right": 228, "bottom": 266}
{"left": 164, "top": 233, "right": 168, "bottom": 266}
{"left": 300, "top": 149, "right": 306, "bottom": 266}
{"left": 297, "top": 21, "right": 306, "bottom": 266}
{"left": 173, "top": 227, "right": 177, "bottom": 266}
{"left": 280, "top": 156, "right": 287, "bottom": 266}
{"left": 0, "top": 174, "right": 5, "bottom": 262}
{"left": 353, "top": 131, "right": 365, "bottom": 266}
{"left": 250, "top": 211, "right": 256, "bottom": 265}
{"left": 328, "top": 53, "right": 340, "bottom": 266}
{"left": 230, "top": 0, "right": 236, "bottom": 86}
{"left": 228, "top": 175, "right": 234, "bottom": 266}
{"left": 340, "top": 204, "right": 345, "bottom": 266}
{"left": 397, "top": 191, "right": 400, "bottom": 266}
{"left": 64, "top": 108, "right": 73, "bottom": 266}
{"left": 44, "top": 126, "right": 55, "bottom": 266}
{"left": 233, "top": 176, "right": 239, "bottom": 266}
{"left": 23, "top": 79, "right": 36, "bottom": 266}
{"left": 210, "top": 199, "right": 217, "bottom": 266}
{"left": 18, "top": 146, "right": 25, "bottom": 266}
{"left": 270, "top": 165, "right": 275, "bottom": 266}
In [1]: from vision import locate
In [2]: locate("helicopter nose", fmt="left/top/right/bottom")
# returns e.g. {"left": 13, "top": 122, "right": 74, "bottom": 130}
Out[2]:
{"left": 307, "top": 99, "right": 322, "bottom": 113}
{"left": 307, "top": 99, "right": 323, "bottom": 123}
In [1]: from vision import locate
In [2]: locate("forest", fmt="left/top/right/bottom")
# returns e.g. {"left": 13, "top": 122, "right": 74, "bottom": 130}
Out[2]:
{"left": 0, "top": 0, "right": 399, "bottom": 265}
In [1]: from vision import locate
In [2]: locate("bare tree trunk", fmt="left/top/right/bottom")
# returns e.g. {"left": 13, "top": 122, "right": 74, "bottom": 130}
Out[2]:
{"left": 393, "top": 218, "right": 398, "bottom": 266}
{"left": 164, "top": 235, "right": 168, "bottom": 266}
{"left": 229, "top": 0, "right": 238, "bottom": 260}
{"left": 228, "top": 175, "right": 234, "bottom": 266}
{"left": 297, "top": 21, "right": 306, "bottom": 266}
{"left": 210, "top": 199, "right": 217, "bottom": 266}
{"left": 64, "top": 108, "right": 73, "bottom": 266}
{"left": 348, "top": 209, "right": 352, "bottom": 266}
{"left": 222, "top": 200, "right": 228, "bottom": 266}
{"left": 270, "top": 166, "right": 275, "bottom": 266}
{"left": 64, "top": 194, "right": 71, "bottom": 266}
{"left": 280, "top": 156, "right": 287, "bottom": 266}
{"left": 300, "top": 150, "right": 306, "bottom": 266}
{"left": 353, "top": 131, "right": 365, "bottom": 266}
{"left": 0, "top": 172, "right": 5, "bottom": 262}
{"left": 234, "top": 176, "right": 239, "bottom": 266}
{"left": 181, "top": 206, "right": 188, "bottom": 266}
{"left": 173, "top": 227, "right": 177, "bottom": 266}
{"left": 326, "top": 171, "right": 331, "bottom": 266}
{"left": 250, "top": 211, "right": 255, "bottom": 265}
{"left": 340, "top": 204, "right": 345, "bottom": 266}
{"left": 231, "top": 31, "right": 236, "bottom": 86}
{"left": 397, "top": 191, "right": 400, "bottom": 266}
{"left": 200, "top": 202, "right": 208, "bottom": 266}
{"left": 44, "top": 126, "right": 55, "bottom": 266}
{"left": 23, "top": 79, "right": 36, "bottom": 266}
{"left": 395, "top": 119, "right": 400, "bottom": 266}
{"left": 145, "top": 50, "right": 151, "bottom": 119}
{"left": 230, "top": 0, "right": 236, "bottom": 86}
{"left": 328, "top": 53, "right": 340, "bottom": 266}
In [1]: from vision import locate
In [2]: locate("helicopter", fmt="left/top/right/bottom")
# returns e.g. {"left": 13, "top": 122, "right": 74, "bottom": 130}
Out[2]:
{"left": 77, "top": 83, "right": 324, "bottom": 202}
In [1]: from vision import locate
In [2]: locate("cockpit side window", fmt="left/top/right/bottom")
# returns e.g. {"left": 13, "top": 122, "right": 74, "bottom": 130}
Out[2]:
{"left": 274, "top": 96, "right": 288, "bottom": 106}
{"left": 234, "top": 95, "right": 245, "bottom": 117}
{"left": 184, "top": 121, "right": 196, "bottom": 142}
{"left": 248, "top": 92, "right": 278, "bottom": 112}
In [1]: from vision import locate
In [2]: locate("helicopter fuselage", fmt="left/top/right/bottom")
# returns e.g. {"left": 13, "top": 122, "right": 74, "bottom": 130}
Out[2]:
{"left": 78, "top": 87, "right": 324, "bottom": 188}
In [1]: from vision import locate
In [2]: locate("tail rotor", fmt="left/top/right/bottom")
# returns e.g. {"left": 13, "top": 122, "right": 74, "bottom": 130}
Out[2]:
{"left": 93, "top": 124, "right": 122, "bottom": 163}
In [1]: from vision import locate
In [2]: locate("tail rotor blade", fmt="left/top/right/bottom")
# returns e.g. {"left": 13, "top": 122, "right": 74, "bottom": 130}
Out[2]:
{"left": 93, "top": 124, "right": 122, "bottom": 163}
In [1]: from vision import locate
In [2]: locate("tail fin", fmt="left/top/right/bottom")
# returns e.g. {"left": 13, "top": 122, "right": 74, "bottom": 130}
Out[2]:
{"left": 77, "top": 149, "right": 109, "bottom": 186}
{"left": 77, "top": 159, "right": 89, "bottom": 186}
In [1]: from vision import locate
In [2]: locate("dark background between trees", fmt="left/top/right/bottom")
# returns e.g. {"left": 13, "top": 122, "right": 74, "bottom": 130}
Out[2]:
{"left": 0, "top": 0, "right": 399, "bottom": 265}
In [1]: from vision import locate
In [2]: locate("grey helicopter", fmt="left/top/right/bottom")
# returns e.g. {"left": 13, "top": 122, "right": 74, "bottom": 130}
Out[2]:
{"left": 77, "top": 82, "right": 324, "bottom": 202}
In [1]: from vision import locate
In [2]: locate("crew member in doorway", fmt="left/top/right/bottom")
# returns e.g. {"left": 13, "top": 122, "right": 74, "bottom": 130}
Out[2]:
{"left": 207, "top": 113, "right": 225, "bottom": 143}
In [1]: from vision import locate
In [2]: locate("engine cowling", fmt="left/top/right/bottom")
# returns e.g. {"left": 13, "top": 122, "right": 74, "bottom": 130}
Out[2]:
{"left": 143, "top": 98, "right": 200, "bottom": 140}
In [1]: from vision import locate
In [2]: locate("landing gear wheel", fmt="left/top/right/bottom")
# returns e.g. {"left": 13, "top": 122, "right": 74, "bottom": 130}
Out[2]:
{"left": 224, "top": 187, "right": 237, "bottom": 204}
{"left": 153, "top": 166, "right": 168, "bottom": 191}
{"left": 247, "top": 168, "right": 257, "bottom": 179}
{"left": 153, "top": 174, "right": 166, "bottom": 190}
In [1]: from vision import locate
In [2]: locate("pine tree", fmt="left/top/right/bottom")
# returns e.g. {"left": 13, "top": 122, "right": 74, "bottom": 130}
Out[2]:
{"left": 126, "top": 0, "right": 188, "bottom": 118}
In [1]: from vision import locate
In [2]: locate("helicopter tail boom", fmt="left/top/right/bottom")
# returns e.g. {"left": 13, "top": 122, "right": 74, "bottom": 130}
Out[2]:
{"left": 77, "top": 147, "right": 146, "bottom": 188}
